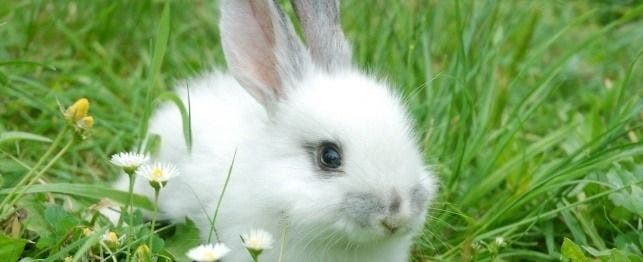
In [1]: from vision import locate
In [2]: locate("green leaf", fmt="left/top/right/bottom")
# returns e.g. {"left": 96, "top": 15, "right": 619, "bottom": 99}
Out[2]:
{"left": 0, "top": 183, "right": 154, "bottom": 210}
{"left": 122, "top": 209, "right": 145, "bottom": 226}
{"left": 43, "top": 229, "right": 106, "bottom": 262}
{"left": 44, "top": 204, "right": 78, "bottom": 235}
{"left": 562, "top": 237, "right": 590, "bottom": 262}
{"left": 614, "top": 231, "right": 643, "bottom": 255}
{"left": 606, "top": 167, "right": 643, "bottom": 216}
{"left": 607, "top": 249, "right": 629, "bottom": 262}
{"left": 37, "top": 204, "right": 79, "bottom": 250}
{"left": 150, "top": 234, "right": 165, "bottom": 254}
{"left": 21, "top": 202, "right": 48, "bottom": 233}
{"left": 0, "top": 131, "right": 53, "bottom": 144}
{"left": 164, "top": 218, "right": 201, "bottom": 262}
{"left": 0, "top": 233, "right": 27, "bottom": 262}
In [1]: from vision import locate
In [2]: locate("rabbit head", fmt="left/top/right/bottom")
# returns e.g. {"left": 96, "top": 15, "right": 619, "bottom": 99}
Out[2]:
{"left": 220, "top": 0, "right": 437, "bottom": 245}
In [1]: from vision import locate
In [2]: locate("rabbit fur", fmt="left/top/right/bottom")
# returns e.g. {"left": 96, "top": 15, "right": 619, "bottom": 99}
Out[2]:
{"left": 116, "top": 0, "right": 438, "bottom": 261}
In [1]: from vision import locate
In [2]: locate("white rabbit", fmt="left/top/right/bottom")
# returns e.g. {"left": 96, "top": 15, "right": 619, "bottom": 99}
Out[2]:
{"left": 120, "top": 0, "right": 438, "bottom": 261}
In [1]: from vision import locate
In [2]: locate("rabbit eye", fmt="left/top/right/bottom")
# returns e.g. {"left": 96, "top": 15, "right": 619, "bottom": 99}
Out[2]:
{"left": 319, "top": 142, "right": 342, "bottom": 170}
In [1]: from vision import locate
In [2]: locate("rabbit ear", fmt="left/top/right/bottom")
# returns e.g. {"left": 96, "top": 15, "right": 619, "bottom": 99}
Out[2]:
{"left": 220, "top": 0, "right": 310, "bottom": 108}
{"left": 290, "top": 0, "right": 352, "bottom": 71}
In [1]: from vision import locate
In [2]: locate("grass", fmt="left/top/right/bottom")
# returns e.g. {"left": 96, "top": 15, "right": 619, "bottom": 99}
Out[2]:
{"left": 1, "top": 0, "right": 642, "bottom": 261}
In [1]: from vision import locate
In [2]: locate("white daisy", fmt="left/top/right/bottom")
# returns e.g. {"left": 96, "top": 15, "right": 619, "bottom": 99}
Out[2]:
{"left": 186, "top": 243, "right": 230, "bottom": 262}
{"left": 241, "top": 229, "right": 274, "bottom": 251}
{"left": 110, "top": 152, "right": 149, "bottom": 174}
{"left": 136, "top": 162, "right": 179, "bottom": 188}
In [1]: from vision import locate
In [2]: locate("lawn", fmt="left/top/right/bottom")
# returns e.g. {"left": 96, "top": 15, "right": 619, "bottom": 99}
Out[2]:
{"left": 1, "top": 0, "right": 642, "bottom": 261}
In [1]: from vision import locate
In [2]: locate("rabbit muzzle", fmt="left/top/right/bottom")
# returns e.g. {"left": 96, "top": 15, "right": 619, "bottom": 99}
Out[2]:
{"left": 340, "top": 185, "right": 430, "bottom": 240}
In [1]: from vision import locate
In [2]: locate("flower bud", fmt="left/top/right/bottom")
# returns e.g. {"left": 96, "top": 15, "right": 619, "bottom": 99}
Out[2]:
{"left": 64, "top": 98, "right": 89, "bottom": 122}
{"left": 135, "top": 244, "right": 152, "bottom": 262}
{"left": 101, "top": 231, "right": 120, "bottom": 249}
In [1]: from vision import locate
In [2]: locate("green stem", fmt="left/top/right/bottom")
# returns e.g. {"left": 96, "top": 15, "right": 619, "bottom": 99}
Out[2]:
{"left": 23, "top": 138, "right": 74, "bottom": 189}
{"left": 0, "top": 127, "right": 68, "bottom": 215}
{"left": 124, "top": 172, "right": 136, "bottom": 261}
{"left": 149, "top": 186, "right": 160, "bottom": 244}
{"left": 128, "top": 174, "right": 136, "bottom": 222}
{"left": 2, "top": 135, "right": 73, "bottom": 217}
{"left": 250, "top": 250, "right": 260, "bottom": 262}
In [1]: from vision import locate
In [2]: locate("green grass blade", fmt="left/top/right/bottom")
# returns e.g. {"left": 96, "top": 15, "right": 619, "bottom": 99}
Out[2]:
{"left": 0, "top": 183, "right": 154, "bottom": 210}
{"left": 138, "top": 0, "right": 171, "bottom": 151}
{"left": 0, "top": 131, "right": 53, "bottom": 144}
{"left": 155, "top": 90, "right": 192, "bottom": 152}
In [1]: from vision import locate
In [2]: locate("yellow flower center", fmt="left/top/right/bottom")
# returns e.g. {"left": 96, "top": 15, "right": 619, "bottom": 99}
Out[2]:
{"left": 247, "top": 238, "right": 264, "bottom": 250}
{"left": 150, "top": 168, "right": 165, "bottom": 181}
{"left": 203, "top": 250, "right": 218, "bottom": 260}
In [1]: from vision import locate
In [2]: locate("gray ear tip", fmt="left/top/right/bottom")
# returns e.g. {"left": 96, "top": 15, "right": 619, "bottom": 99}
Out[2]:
{"left": 290, "top": 0, "right": 353, "bottom": 70}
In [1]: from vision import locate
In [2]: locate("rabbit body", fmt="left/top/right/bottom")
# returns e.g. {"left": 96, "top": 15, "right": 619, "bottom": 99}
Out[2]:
{"left": 121, "top": 0, "right": 438, "bottom": 261}
{"left": 131, "top": 72, "right": 424, "bottom": 261}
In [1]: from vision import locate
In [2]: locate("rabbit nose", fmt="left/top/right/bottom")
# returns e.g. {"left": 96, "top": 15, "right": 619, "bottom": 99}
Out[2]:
{"left": 380, "top": 190, "right": 410, "bottom": 234}
{"left": 381, "top": 218, "right": 399, "bottom": 233}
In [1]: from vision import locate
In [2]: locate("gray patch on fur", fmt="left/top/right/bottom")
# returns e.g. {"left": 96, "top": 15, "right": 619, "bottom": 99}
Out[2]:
{"left": 389, "top": 190, "right": 402, "bottom": 213}
{"left": 341, "top": 192, "right": 385, "bottom": 228}
{"left": 410, "top": 184, "right": 430, "bottom": 213}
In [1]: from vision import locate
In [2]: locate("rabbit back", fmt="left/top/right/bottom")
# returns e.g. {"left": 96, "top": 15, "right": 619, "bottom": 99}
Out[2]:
{"left": 122, "top": 72, "right": 268, "bottom": 227}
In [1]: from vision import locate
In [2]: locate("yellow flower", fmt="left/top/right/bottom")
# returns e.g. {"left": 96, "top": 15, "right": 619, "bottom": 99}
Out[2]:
{"left": 135, "top": 244, "right": 152, "bottom": 262}
{"left": 63, "top": 98, "right": 95, "bottom": 137}
{"left": 79, "top": 116, "right": 94, "bottom": 129}
{"left": 101, "top": 231, "right": 120, "bottom": 249}
{"left": 82, "top": 227, "right": 94, "bottom": 236}
{"left": 64, "top": 98, "right": 90, "bottom": 122}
